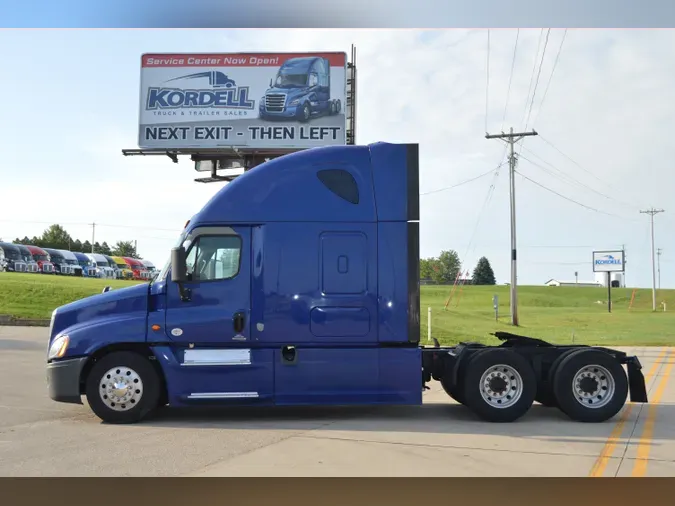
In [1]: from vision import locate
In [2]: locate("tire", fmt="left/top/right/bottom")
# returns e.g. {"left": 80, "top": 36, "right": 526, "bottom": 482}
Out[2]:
{"left": 553, "top": 348, "right": 628, "bottom": 423}
{"left": 440, "top": 376, "right": 464, "bottom": 405}
{"left": 461, "top": 348, "right": 537, "bottom": 423}
{"left": 85, "top": 351, "right": 161, "bottom": 424}
{"left": 535, "top": 349, "right": 580, "bottom": 407}
{"left": 300, "top": 103, "right": 311, "bottom": 122}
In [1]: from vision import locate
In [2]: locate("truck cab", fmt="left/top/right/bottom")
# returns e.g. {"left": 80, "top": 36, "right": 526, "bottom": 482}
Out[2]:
{"left": 45, "top": 142, "right": 647, "bottom": 426}
{"left": 15, "top": 244, "right": 40, "bottom": 273}
{"left": 122, "top": 257, "right": 146, "bottom": 280}
{"left": 58, "top": 250, "right": 84, "bottom": 277}
{"left": 258, "top": 56, "right": 340, "bottom": 122}
{"left": 0, "top": 243, "right": 27, "bottom": 272}
{"left": 111, "top": 256, "right": 135, "bottom": 280}
{"left": 72, "top": 252, "right": 96, "bottom": 277}
{"left": 102, "top": 254, "right": 122, "bottom": 279}
{"left": 26, "top": 245, "right": 55, "bottom": 274}
{"left": 44, "top": 248, "right": 72, "bottom": 275}
{"left": 140, "top": 259, "right": 157, "bottom": 280}
{"left": 87, "top": 253, "right": 116, "bottom": 278}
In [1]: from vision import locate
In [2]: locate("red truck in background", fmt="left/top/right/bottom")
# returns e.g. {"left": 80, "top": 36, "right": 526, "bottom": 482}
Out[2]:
{"left": 26, "top": 245, "right": 55, "bottom": 274}
{"left": 122, "top": 256, "right": 147, "bottom": 280}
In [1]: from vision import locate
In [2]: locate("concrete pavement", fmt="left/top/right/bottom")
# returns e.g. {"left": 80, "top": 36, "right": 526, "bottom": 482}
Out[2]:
{"left": 1, "top": 326, "right": 674, "bottom": 477}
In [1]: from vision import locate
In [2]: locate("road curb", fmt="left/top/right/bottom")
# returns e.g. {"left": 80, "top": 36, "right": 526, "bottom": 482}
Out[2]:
{"left": 0, "top": 315, "right": 50, "bottom": 327}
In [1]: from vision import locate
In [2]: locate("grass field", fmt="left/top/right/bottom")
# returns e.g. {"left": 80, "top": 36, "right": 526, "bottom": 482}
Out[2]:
{"left": 1, "top": 272, "right": 674, "bottom": 346}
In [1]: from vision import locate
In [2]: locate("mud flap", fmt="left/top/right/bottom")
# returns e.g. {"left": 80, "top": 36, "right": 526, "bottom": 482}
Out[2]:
{"left": 627, "top": 356, "right": 648, "bottom": 403}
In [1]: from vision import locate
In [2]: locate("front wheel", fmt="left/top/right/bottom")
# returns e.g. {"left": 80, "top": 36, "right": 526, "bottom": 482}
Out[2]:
{"left": 461, "top": 349, "right": 537, "bottom": 422}
{"left": 553, "top": 349, "right": 628, "bottom": 423}
{"left": 85, "top": 351, "right": 161, "bottom": 424}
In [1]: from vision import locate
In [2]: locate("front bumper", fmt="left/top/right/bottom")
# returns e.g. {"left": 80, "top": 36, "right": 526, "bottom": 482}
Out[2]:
{"left": 46, "top": 357, "right": 88, "bottom": 404}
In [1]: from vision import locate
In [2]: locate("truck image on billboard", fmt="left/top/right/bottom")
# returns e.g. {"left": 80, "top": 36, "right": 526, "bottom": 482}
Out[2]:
{"left": 138, "top": 52, "right": 347, "bottom": 150}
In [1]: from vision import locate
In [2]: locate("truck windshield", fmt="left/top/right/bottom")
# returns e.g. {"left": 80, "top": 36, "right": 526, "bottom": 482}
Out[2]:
{"left": 275, "top": 73, "right": 307, "bottom": 88}
{"left": 116, "top": 263, "right": 127, "bottom": 269}
{"left": 96, "top": 262, "right": 108, "bottom": 267}
{"left": 33, "top": 254, "right": 49, "bottom": 262}
{"left": 2, "top": 248, "right": 20, "bottom": 260}
{"left": 66, "top": 259, "right": 78, "bottom": 265}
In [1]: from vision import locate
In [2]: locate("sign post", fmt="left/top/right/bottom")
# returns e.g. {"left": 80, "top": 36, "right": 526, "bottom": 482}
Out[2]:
{"left": 592, "top": 250, "right": 625, "bottom": 314}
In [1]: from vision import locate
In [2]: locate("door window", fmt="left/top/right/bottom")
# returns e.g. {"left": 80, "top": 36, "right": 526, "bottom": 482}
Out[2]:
{"left": 185, "top": 234, "right": 242, "bottom": 282}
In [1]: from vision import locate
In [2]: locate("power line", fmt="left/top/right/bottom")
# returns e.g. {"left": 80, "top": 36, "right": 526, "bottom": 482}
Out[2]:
{"left": 524, "top": 28, "right": 551, "bottom": 131}
{"left": 515, "top": 169, "right": 638, "bottom": 221}
{"left": 501, "top": 28, "right": 520, "bottom": 131}
{"left": 517, "top": 151, "right": 641, "bottom": 212}
{"left": 521, "top": 29, "right": 545, "bottom": 130}
{"left": 419, "top": 164, "right": 505, "bottom": 196}
{"left": 532, "top": 29, "right": 567, "bottom": 125}
{"left": 537, "top": 135, "right": 621, "bottom": 191}
{"left": 485, "top": 29, "right": 491, "bottom": 133}
{"left": 0, "top": 218, "right": 180, "bottom": 233}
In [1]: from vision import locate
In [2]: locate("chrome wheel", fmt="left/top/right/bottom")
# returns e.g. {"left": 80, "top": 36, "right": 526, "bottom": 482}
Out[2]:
{"left": 99, "top": 366, "right": 144, "bottom": 412}
{"left": 572, "top": 365, "right": 615, "bottom": 409}
{"left": 479, "top": 364, "right": 524, "bottom": 409}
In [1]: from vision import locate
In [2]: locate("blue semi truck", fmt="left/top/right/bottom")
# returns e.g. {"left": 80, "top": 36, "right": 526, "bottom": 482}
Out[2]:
{"left": 258, "top": 56, "right": 341, "bottom": 122}
{"left": 45, "top": 142, "right": 648, "bottom": 425}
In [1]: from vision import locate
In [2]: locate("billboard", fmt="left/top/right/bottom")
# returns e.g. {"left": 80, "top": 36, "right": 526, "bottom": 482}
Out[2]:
{"left": 592, "top": 250, "right": 625, "bottom": 272}
{"left": 138, "top": 52, "right": 347, "bottom": 150}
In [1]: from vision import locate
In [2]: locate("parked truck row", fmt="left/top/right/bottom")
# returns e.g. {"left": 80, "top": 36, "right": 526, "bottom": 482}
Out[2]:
{"left": 0, "top": 241, "right": 157, "bottom": 280}
{"left": 45, "top": 142, "right": 648, "bottom": 425}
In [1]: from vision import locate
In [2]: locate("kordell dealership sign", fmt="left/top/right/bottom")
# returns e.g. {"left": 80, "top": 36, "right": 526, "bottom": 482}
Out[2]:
{"left": 592, "top": 250, "right": 625, "bottom": 272}
{"left": 138, "top": 52, "right": 347, "bottom": 150}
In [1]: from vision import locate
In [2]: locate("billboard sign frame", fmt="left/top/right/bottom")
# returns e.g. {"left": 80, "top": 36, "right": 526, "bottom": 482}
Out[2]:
{"left": 592, "top": 250, "right": 625, "bottom": 273}
{"left": 136, "top": 51, "right": 349, "bottom": 151}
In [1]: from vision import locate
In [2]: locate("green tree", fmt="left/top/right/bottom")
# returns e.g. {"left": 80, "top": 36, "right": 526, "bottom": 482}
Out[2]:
{"left": 420, "top": 258, "right": 435, "bottom": 280}
{"left": 430, "top": 250, "right": 461, "bottom": 284}
{"left": 82, "top": 240, "right": 92, "bottom": 253}
{"left": 99, "top": 241, "right": 112, "bottom": 255}
{"left": 112, "top": 240, "right": 141, "bottom": 259}
{"left": 472, "top": 256, "right": 496, "bottom": 285}
{"left": 40, "top": 224, "right": 73, "bottom": 250}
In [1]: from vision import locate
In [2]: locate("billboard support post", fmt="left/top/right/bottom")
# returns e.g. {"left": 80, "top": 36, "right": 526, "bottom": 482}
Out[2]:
{"left": 592, "top": 249, "right": 625, "bottom": 314}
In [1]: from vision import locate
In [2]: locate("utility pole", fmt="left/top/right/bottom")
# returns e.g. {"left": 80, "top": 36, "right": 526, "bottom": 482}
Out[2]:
{"left": 640, "top": 208, "right": 664, "bottom": 311}
{"left": 485, "top": 127, "right": 538, "bottom": 326}
{"left": 657, "top": 248, "right": 662, "bottom": 290}
{"left": 90, "top": 222, "right": 96, "bottom": 253}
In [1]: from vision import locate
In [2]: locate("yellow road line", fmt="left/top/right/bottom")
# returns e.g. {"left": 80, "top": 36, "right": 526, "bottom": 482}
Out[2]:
{"left": 588, "top": 348, "right": 667, "bottom": 477}
{"left": 631, "top": 350, "right": 675, "bottom": 477}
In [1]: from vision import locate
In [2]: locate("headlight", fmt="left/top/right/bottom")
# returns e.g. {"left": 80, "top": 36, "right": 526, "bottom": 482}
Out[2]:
{"left": 48, "top": 335, "right": 69, "bottom": 360}
{"left": 289, "top": 99, "right": 299, "bottom": 106}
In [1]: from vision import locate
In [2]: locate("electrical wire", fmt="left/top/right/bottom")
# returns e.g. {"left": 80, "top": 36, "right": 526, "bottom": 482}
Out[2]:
{"left": 524, "top": 28, "right": 551, "bottom": 131}
{"left": 518, "top": 151, "right": 641, "bottom": 212}
{"left": 0, "top": 219, "right": 180, "bottom": 234}
{"left": 514, "top": 169, "right": 640, "bottom": 221}
{"left": 419, "top": 163, "right": 505, "bottom": 196}
{"left": 485, "top": 29, "right": 491, "bottom": 133}
{"left": 521, "top": 29, "right": 545, "bottom": 130}
{"left": 501, "top": 28, "right": 520, "bottom": 131}
{"left": 531, "top": 29, "right": 567, "bottom": 126}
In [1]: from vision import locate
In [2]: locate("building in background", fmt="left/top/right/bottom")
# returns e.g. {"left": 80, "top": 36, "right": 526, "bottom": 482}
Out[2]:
{"left": 544, "top": 279, "right": 602, "bottom": 288}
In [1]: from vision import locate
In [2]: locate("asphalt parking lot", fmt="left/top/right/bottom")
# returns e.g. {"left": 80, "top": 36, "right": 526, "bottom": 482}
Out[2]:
{"left": 1, "top": 325, "right": 674, "bottom": 477}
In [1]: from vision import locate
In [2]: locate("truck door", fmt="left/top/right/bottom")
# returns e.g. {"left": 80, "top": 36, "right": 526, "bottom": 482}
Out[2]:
{"left": 165, "top": 226, "right": 252, "bottom": 344}
{"left": 316, "top": 58, "right": 330, "bottom": 111}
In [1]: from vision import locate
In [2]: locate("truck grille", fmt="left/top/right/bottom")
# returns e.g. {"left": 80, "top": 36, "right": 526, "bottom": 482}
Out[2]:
{"left": 26, "top": 263, "right": 38, "bottom": 273}
{"left": 42, "top": 264, "right": 54, "bottom": 273}
{"left": 15, "top": 262, "right": 27, "bottom": 273}
{"left": 61, "top": 265, "right": 72, "bottom": 275}
{"left": 265, "top": 93, "right": 286, "bottom": 112}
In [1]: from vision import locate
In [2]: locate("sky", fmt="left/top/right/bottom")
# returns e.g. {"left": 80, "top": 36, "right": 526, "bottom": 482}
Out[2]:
{"left": 0, "top": 28, "right": 673, "bottom": 288}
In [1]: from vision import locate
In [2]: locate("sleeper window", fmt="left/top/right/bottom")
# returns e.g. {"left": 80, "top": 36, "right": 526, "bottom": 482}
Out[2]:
{"left": 317, "top": 169, "right": 359, "bottom": 204}
{"left": 185, "top": 235, "right": 241, "bottom": 282}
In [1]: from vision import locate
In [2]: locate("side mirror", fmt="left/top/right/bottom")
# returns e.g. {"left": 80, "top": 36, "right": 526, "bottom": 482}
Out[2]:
{"left": 269, "top": 78, "right": 273, "bottom": 87}
{"left": 171, "top": 246, "right": 187, "bottom": 283}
